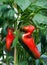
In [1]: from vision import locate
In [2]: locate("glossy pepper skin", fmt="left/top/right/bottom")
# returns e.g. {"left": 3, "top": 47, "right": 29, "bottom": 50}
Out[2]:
{"left": 22, "top": 25, "right": 35, "bottom": 33}
{"left": 6, "top": 28, "right": 15, "bottom": 51}
{"left": 21, "top": 25, "right": 41, "bottom": 59}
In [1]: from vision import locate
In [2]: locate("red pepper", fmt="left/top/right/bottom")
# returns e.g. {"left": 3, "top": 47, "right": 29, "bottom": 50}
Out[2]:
{"left": 21, "top": 25, "right": 40, "bottom": 59}
{"left": 22, "top": 25, "right": 35, "bottom": 34}
{"left": 6, "top": 28, "right": 15, "bottom": 51}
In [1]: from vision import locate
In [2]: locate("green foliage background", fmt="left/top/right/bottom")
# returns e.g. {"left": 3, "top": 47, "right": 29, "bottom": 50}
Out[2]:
{"left": 0, "top": 0, "right": 47, "bottom": 65}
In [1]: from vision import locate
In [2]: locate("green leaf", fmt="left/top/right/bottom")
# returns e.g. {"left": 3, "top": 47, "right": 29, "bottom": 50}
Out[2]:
{"left": 32, "top": 0, "right": 47, "bottom": 9}
{"left": 0, "top": 4, "right": 10, "bottom": 12}
{"left": 28, "top": 5, "right": 41, "bottom": 12}
{"left": 40, "top": 54, "right": 47, "bottom": 65}
{"left": 3, "top": 9, "right": 15, "bottom": 19}
{"left": 0, "top": 0, "right": 9, "bottom": 3}
{"left": 42, "top": 60, "right": 47, "bottom": 65}
{"left": 12, "top": 37, "right": 19, "bottom": 48}
{"left": 35, "top": 59, "right": 40, "bottom": 65}
{"left": 12, "top": 31, "right": 19, "bottom": 48}
{"left": 0, "top": 4, "right": 11, "bottom": 18}
{"left": 1, "top": 23, "right": 8, "bottom": 38}
{"left": 37, "top": 43, "right": 41, "bottom": 52}
{"left": 14, "top": 0, "right": 31, "bottom": 11}
{"left": 33, "top": 14, "right": 47, "bottom": 25}
{"left": 19, "top": 61, "right": 27, "bottom": 65}
{"left": 41, "top": 54, "right": 47, "bottom": 58}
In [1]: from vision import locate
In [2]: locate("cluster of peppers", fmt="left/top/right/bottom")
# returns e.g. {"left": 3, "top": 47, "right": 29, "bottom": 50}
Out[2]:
{"left": 6, "top": 25, "right": 41, "bottom": 59}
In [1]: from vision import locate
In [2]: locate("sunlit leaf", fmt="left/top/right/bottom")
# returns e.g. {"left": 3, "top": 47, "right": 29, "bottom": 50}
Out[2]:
{"left": 14, "top": 0, "right": 31, "bottom": 11}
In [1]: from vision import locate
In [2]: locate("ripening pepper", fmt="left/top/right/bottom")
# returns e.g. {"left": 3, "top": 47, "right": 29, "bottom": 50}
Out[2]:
{"left": 6, "top": 28, "right": 15, "bottom": 51}
{"left": 20, "top": 25, "right": 41, "bottom": 59}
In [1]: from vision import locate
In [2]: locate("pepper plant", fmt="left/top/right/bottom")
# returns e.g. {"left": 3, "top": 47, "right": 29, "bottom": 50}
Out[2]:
{"left": 0, "top": 0, "right": 47, "bottom": 65}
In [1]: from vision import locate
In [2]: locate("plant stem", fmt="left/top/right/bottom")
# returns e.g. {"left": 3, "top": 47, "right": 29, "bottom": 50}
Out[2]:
{"left": 14, "top": 47, "right": 18, "bottom": 65}
{"left": 13, "top": 3, "right": 19, "bottom": 65}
